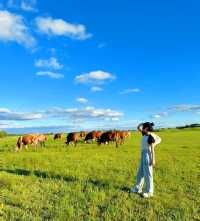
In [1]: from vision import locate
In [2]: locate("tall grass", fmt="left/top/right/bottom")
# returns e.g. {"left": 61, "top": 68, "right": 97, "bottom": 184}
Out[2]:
{"left": 0, "top": 129, "right": 199, "bottom": 220}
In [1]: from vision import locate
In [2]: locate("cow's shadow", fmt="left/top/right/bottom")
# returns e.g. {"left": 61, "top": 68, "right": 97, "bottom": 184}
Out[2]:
{"left": 1, "top": 168, "right": 131, "bottom": 193}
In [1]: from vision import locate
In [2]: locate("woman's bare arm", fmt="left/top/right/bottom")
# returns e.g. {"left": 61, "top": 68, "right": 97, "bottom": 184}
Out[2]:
{"left": 137, "top": 123, "right": 143, "bottom": 133}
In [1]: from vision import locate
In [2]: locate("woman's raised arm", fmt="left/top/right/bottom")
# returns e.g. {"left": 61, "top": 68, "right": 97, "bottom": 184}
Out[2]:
{"left": 137, "top": 123, "right": 144, "bottom": 133}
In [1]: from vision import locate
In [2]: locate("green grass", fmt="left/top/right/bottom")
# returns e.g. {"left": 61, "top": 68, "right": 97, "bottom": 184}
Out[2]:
{"left": 0, "top": 129, "right": 199, "bottom": 221}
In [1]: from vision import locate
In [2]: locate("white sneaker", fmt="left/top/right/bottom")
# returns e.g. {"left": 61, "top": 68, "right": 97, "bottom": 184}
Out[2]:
{"left": 142, "top": 193, "right": 153, "bottom": 198}
{"left": 131, "top": 187, "right": 142, "bottom": 194}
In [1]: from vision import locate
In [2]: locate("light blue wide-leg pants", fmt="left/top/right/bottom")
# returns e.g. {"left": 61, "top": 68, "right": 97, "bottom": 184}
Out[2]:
{"left": 134, "top": 150, "right": 153, "bottom": 194}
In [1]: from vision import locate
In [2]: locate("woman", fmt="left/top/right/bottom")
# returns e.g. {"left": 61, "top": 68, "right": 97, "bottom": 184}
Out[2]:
{"left": 131, "top": 122, "right": 161, "bottom": 198}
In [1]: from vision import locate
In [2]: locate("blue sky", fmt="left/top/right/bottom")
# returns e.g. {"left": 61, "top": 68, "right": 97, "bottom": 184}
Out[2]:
{"left": 0, "top": 0, "right": 200, "bottom": 133}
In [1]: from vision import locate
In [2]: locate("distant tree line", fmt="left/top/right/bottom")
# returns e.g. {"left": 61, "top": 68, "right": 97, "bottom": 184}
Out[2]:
{"left": 176, "top": 124, "right": 200, "bottom": 129}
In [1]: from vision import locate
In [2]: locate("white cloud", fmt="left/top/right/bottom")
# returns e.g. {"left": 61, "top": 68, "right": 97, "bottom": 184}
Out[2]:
{"left": 151, "top": 114, "right": 162, "bottom": 119}
{"left": 75, "top": 70, "right": 116, "bottom": 84}
{"left": 0, "top": 106, "right": 124, "bottom": 132}
{"left": 76, "top": 97, "right": 88, "bottom": 104}
{"left": 21, "top": 0, "right": 37, "bottom": 12}
{"left": 0, "top": 108, "right": 11, "bottom": 113}
{"left": 172, "top": 104, "right": 200, "bottom": 112}
{"left": 44, "top": 106, "right": 123, "bottom": 121}
{"left": 7, "top": 0, "right": 37, "bottom": 12}
{"left": 151, "top": 112, "right": 168, "bottom": 119}
{"left": 105, "top": 117, "right": 120, "bottom": 122}
{"left": 151, "top": 104, "right": 200, "bottom": 119}
{"left": 90, "top": 86, "right": 103, "bottom": 92}
{"left": 0, "top": 108, "right": 42, "bottom": 121}
{"left": 36, "top": 71, "right": 64, "bottom": 79}
{"left": 120, "top": 88, "right": 141, "bottom": 94}
{"left": 35, "top": 16, "right": 92, "bottom": 40}
{"left": 0, "top": 122, "right": 25, "bottom": 129}
{"left": 0, "top": 10, "right": 36, "bottom": 48}
{"left": 80, "top": 107, "right": 123, "bottom": 118}
{"left": 44, "top": 107, "right": 78, "bottom": 116}
{"left": 35, "top": 57, "right": 63, "bottom": 70}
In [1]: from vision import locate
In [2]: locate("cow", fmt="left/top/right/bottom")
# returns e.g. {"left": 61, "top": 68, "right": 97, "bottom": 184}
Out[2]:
{"left": 114, "top": 130, "right": 131, "bottom": 145}
{"left": 65, "top": 132, "right": 80, "bottom": 147}
{"left": 97, "top": 130, "right": 119, "bottom": 147}
{"left": 84, "top": 131, "right": 102, "bottom": 143}
{"left": 16, "top": 134, "right": 48, "bottom": 151}
{"left": 79, "top": 131, "right": 87, "bottom": 140}
{"left": 116, "top": 131, "right": 127, "bottom": 145}
{"left": 35, "top": 134, "right": 48, "bottom": 147}
{"left": 97, "top": 130, "right": 130, "bottom": 148}
{"left": 54, "top": 133, "right": 63, "bottom": 140}
{"left": 124, "top": 130, "right": 131, "bottom": 138}
{"left": 16, "top": 134, "right": 39, "bottom": 151}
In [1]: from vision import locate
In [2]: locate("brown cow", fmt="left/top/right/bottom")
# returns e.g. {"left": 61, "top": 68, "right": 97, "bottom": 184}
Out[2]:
{"left": 65, "top": 132, "right": 80, "bottom": 147}
{"left": 54, "top": 133, "right": 63, "bottom": 140}
{"left": 16, "top": 134, "right": 38, "bottom": 151}
{"left": 124, "top": 130, "right": 131, "bottom": 138}
{"left": 114, "top": 130, "right": 131, "bottom": 145}
{"left": 84, "top": 131, "right": 102, "bottom": 143}
{"left": 35, "top": 134, "right": 48, "bottom": 147}
{"left": 97, "top": 130, "right": 119, "bottom": 147}
{"left": 16, "top": 134, "right": 48, "bottom": 151}
{"left": 97, "top": 130, "right": 130, "bottom": 148}
{"left": 116, "top": 131, "right": 127, "bottom": 145}
{"left": 95, "top": 131, "right": 103, "bottom": 139}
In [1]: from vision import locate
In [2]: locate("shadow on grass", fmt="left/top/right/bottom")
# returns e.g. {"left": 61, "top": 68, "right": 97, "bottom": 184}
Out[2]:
{"left": 181, "top": 146, "right": 189, "bottom": 149}
{"left": 0, "top": 168, "right": 131, "bottom": 193}
{"left": 0, "top": 168, "right": 77, "bottom": 183}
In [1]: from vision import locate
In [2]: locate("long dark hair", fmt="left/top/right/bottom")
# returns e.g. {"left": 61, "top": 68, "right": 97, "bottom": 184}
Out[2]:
{"left": 142, "top": 122, "right": 154, "bottom": 132}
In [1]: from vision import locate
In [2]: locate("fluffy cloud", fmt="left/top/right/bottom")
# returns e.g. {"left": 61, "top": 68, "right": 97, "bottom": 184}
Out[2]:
{"left": 0, "top": 108, "right": 42, "bottom": 121}
{"left": 0, "top": 10, "right": 36, "bottom": 48}
{"left": 70, "top": 106, "right": 123, "bottom": 120}
{"left": 7, "top": 0, "right": 37, "bottom": 11}
{"left": 44, "top": 106, "right": 123, "bottom": 121}
{"left": 151, "top": 104, "right": 200, "bottom": 119}
{"left": 151, "top": 112, "right": 168, "bottom": 119}
{"left": 42, "top": 107, "right": 78, "bottom": 118}
{"left": 36, "top": 71, "right": 64, "bottom": 79}
{"left": 0, "top": 106, "right": 124, "bottom": 132}
{"left": 21, "top": 0, "right": 37, "bottom": 12}
{"left": 75, "top": 70, "right": 116, "bottom": 84}
{"left": 35, "top": 57, "right": 63, "bottom": 70}
{"left": 172, "top": 104, "right": 200, "bottom": 112}
{"left": 76, "top": 97, "right": 88, "bottom": 104}
{"left": 90, "top": 86, "right": 103, "bottom": 92}
{"left": 120, "top": 88, "right": 141, "bottom": 95}
{"left": 35, "top": 16, "right": 92, "bottom": 40}
{"left": 0, "top": 121, "right": 25, "bottom": 129}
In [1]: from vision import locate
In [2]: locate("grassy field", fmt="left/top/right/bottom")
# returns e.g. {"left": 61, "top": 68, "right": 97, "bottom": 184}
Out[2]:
{"left": 0, "top": 129, "right": 199, "bottom": 221}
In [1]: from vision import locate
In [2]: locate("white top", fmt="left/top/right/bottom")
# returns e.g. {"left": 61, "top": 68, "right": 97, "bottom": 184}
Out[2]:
{"left": 141, "top": 133, "right": 162, "bottom": 151}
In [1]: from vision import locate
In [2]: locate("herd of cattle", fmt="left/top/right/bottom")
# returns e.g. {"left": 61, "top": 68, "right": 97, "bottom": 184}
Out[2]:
{"left": 16, "top": 130, "right": 131, "bottom": 151}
